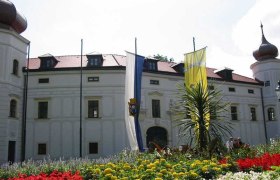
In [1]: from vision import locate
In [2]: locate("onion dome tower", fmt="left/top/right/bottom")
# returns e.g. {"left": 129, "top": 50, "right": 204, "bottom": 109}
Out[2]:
{"left": 0, "top": 0, "right": 27, "bottom": 34}
{"left": 0, "top": 0, "right": 29, "bottom": 163}
{"left": 253, "top": 23, "right": 278, "bottom": 61}
{"left": 250, "top": 23, "right": 280, "bottom": 140}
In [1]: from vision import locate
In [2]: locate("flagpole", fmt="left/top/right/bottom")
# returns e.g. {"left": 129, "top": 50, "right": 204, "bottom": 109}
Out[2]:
{"left": 193, "top": 37, "right": 196, "bottom": 52}
{"left": 79, "top": 39, "right": 83, "bottom": 158}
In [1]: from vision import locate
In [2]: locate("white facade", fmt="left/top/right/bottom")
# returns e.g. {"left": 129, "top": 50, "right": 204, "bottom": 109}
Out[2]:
{"left": 251, "top": 59, "right": 280, "bottom": 139}
{"left": 0, "top": 1, "right": 279, "bottom": 163}
{"left": 0, "top": 28, "right": 29, "bottom": 163}
{"left": 22, "top": 64, "right": 269, "bottom": 161}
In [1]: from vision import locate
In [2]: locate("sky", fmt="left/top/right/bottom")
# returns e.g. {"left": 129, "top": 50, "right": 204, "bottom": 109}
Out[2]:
{"left": 12, "top": 0, "right": 280, "bottom": 78}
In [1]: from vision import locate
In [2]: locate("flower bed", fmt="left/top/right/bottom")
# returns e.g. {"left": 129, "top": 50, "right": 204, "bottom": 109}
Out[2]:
{"left": 236, "top": 153, "right": 280, "bottom": 171}
{"left": 82, "top": 158, "right": 231, "bottom": 179}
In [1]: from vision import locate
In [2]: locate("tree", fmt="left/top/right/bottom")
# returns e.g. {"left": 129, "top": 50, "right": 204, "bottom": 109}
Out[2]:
{"left": 172, "top": 82, "right": 232, "bottom": 156}
{"left": 153, "top": 54, "right": 174, "bottom": 62}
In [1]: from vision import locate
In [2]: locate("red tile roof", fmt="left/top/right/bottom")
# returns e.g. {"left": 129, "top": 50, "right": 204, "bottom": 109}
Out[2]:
{"left": 27, "top": 54, "right": 261, "bottom": 85}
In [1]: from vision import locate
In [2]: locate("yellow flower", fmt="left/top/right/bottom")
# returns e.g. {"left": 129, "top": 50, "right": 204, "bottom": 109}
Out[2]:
{"left": 157, "top": 172, "right": 163, "bottom": 177}
{"left": 178, "top": 172, "right": 185, "bottom": 176}
{"left": 160, "top": 169, "right": 167, "bottom": 174}
{"left": 160, "top": 158, "right": 166, "bottom": 163}
{"left": 105, "top": 173, "right": 112, "bottom": 177}
{"left": 213, "top": 167, "right": 221, "bottom": 172}
{"left": 155, "top": 178, "right": 163, "bottom": 180}
{"left": 190, "top": 172, "right": 198, "bottom": 177}
{"left": 165, "top": 163, "right": 171, "bottom": 168}
{"left": 123, "top": 164, "right": 130, "bottom": 170}
{"left": 202, "top": 166, "right": 208, "bottom": 172}
{"left": 138, "top": 164, "right": 144, "bottom": 169}
{"left": 203, "top": 160, "right": 209, "bottom": 163}
{"left": 190, "top": 163, "right": 196, "bottom": 168}
{"left": 221, "top": 163, "right": 229, "bottom": 168}
{"left": 154, "top": 160, "right": 160, "bottom": 165}
{"left": 111, "top": 175, "right": 117, "bottom": 180}
{"left": 172, "top": 172, "right": 178, "bottom": 178}
{"left": 104, "top": 168, "right": 113, "bottom": 175}
{"left": 146, "top": 169, "right": 153, "bottom": 173}
{"left": 95, "top": 168, "right": 101, "bottom": 174}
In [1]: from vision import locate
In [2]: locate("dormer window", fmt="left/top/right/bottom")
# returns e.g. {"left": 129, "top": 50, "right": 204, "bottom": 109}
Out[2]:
{"left": 214, "top": 67, "right": 233, "bottom": 81}
{"left": 44, "top": 59, "right": 53, "bottom": 68}
{"left": 144, "top": 58, "right": 158, "bottom": 71}
{"left": 39, "top": 54, "right": 58, "bottom": 69}
{"left": 88, "top": 57, "right": 101, "bottom": 67}
{"left": 171, "top": 63, "right": 184, "bottom": 74}
{"left": 87, "top": 54, "right": 103, "bottom": 67}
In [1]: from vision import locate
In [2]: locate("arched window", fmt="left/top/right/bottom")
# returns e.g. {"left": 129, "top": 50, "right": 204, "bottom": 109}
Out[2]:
{"left": 9, "top": 99, "right": 17, "bottom": 118}
{"left": 268, "top": 108, "right": 275, "bottom": 121}
{"left": 12, "top": 59, "right": 19, "bottom": 75}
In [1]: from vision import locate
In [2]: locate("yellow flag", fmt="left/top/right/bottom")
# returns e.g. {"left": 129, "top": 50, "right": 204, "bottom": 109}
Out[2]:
{"left": 184, "top": 47, "right": 207, "bottom": 90}
{"left": 184, "top": 47, "right": 209, "bottom": 130}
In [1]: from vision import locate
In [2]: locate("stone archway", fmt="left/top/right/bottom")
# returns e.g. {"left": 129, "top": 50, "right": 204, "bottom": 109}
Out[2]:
{"left": 146, "top": 126, "right": 167, "bottom": 150}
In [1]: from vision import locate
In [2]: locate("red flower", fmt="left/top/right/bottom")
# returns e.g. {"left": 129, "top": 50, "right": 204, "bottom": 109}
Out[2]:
{"left": 8, "top": 171, "right": 82, "bottom": 180}
{"left": 236, "top": 153, "right": 280, "bottom": 171}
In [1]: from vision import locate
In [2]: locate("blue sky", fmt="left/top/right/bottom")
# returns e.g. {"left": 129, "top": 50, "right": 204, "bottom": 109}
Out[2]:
{"left": 12, "top": 0, "right": 280, "bottom": 77}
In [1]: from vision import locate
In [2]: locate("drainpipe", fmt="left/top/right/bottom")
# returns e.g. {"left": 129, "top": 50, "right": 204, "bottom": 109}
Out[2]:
{"left": 260, "top": 88, "right": 268, "bottom": 144}
{"left": 21, "top": 42, "right": 30, "bottom": 162}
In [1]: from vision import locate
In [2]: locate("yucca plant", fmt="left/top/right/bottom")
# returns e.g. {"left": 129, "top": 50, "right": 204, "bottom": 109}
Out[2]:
{"left": 172, "top": 82, "right": 232, "bottom": 156}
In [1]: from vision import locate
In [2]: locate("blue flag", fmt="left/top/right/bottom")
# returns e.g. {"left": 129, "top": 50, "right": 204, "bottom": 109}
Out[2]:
{"left": 134, "top": 55, "right": 144, "bottom": 151}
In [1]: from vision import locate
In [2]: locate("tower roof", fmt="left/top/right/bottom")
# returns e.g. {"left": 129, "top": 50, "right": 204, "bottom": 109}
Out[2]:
{"left": 253, "top": 23, "right": 278, "bottom": 61}
{"left": 0, "top": 0, "right": 27, "bottom": 34}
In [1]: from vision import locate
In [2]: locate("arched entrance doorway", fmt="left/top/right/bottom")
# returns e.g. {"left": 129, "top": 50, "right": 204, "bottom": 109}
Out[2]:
{"left": 146, "top": 126, "right": 167, "bottom": 150}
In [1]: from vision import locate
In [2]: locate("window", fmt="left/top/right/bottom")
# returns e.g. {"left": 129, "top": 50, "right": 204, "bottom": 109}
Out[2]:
{"left": 12, "top": 59, "right": 19, "bottom": 75}
{"left": 265, "top": 81, "right": 270, "bottom": 87}
{"left": 38, "top": 78, "right": 49, "bottom": 83}
{"left": 88, "top": 100, "right": 99, "bottom": 118}
{"left": 89, "top": 142, "right": 98, "bottom": 154}
{"left": 152, "top": 99, "right": 160, "bottom": 118}
{"left": 231, "top": 106, "right": 238, "bottom": 120}
{"left": 38, "top": 101, "right": 48, "bottom": 119}
{"left": 248, "top": 89, "right": 254, "bottom": 94}
{"left": 88, "top": 58, "right": 101, "bottom": 67}
{"left": 150, "top": 80, "right": 159, "bottom": 85}
{"left": 38, "top": 143, "right": 46, "bottom": 155}
{"left": 145, "top": 60, "right": 158, "bottom": 71}
{"left": 228, "top": 87, "right": 235, "bottom": 92}
{"left": 41, "top": 59, "right": 54, "bottom": 69}
{"left": 250, "top": 107, "right": 257, "bottom": 121}
{"left": 88, "top": 77, "right": 99, "bottom": 82}
{"left": 268, "top": 108, "right": 275, "bottom": 121}
{"left": 9, "top": 99, "right": 17, "bottom": 118}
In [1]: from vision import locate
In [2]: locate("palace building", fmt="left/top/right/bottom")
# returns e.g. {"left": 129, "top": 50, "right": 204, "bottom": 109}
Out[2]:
{"left": 0, "top": 0, "right": 279, "bottom": 163}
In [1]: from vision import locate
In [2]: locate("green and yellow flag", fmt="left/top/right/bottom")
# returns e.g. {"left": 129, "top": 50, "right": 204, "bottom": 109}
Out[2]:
{"left": 184, "top": 47, "right": 207, "bottom": 90}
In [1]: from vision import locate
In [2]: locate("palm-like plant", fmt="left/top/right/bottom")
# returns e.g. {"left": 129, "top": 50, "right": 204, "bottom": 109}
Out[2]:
{"left": 172, "top": 82, "right": 232, "bottom": 154}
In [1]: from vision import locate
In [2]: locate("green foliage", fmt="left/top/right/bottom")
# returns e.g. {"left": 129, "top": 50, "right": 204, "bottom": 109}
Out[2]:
{"left": 227, "top": 138, "right": 280, "bottom": 160}
{"left": 153, "top": 54, "right": 174, "bottom": 62}
{"left": 172, "top": 82, "right": 232, "bottom": 157}
{"left": 254, "top": 138, "right": 280, "bottom": 156}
